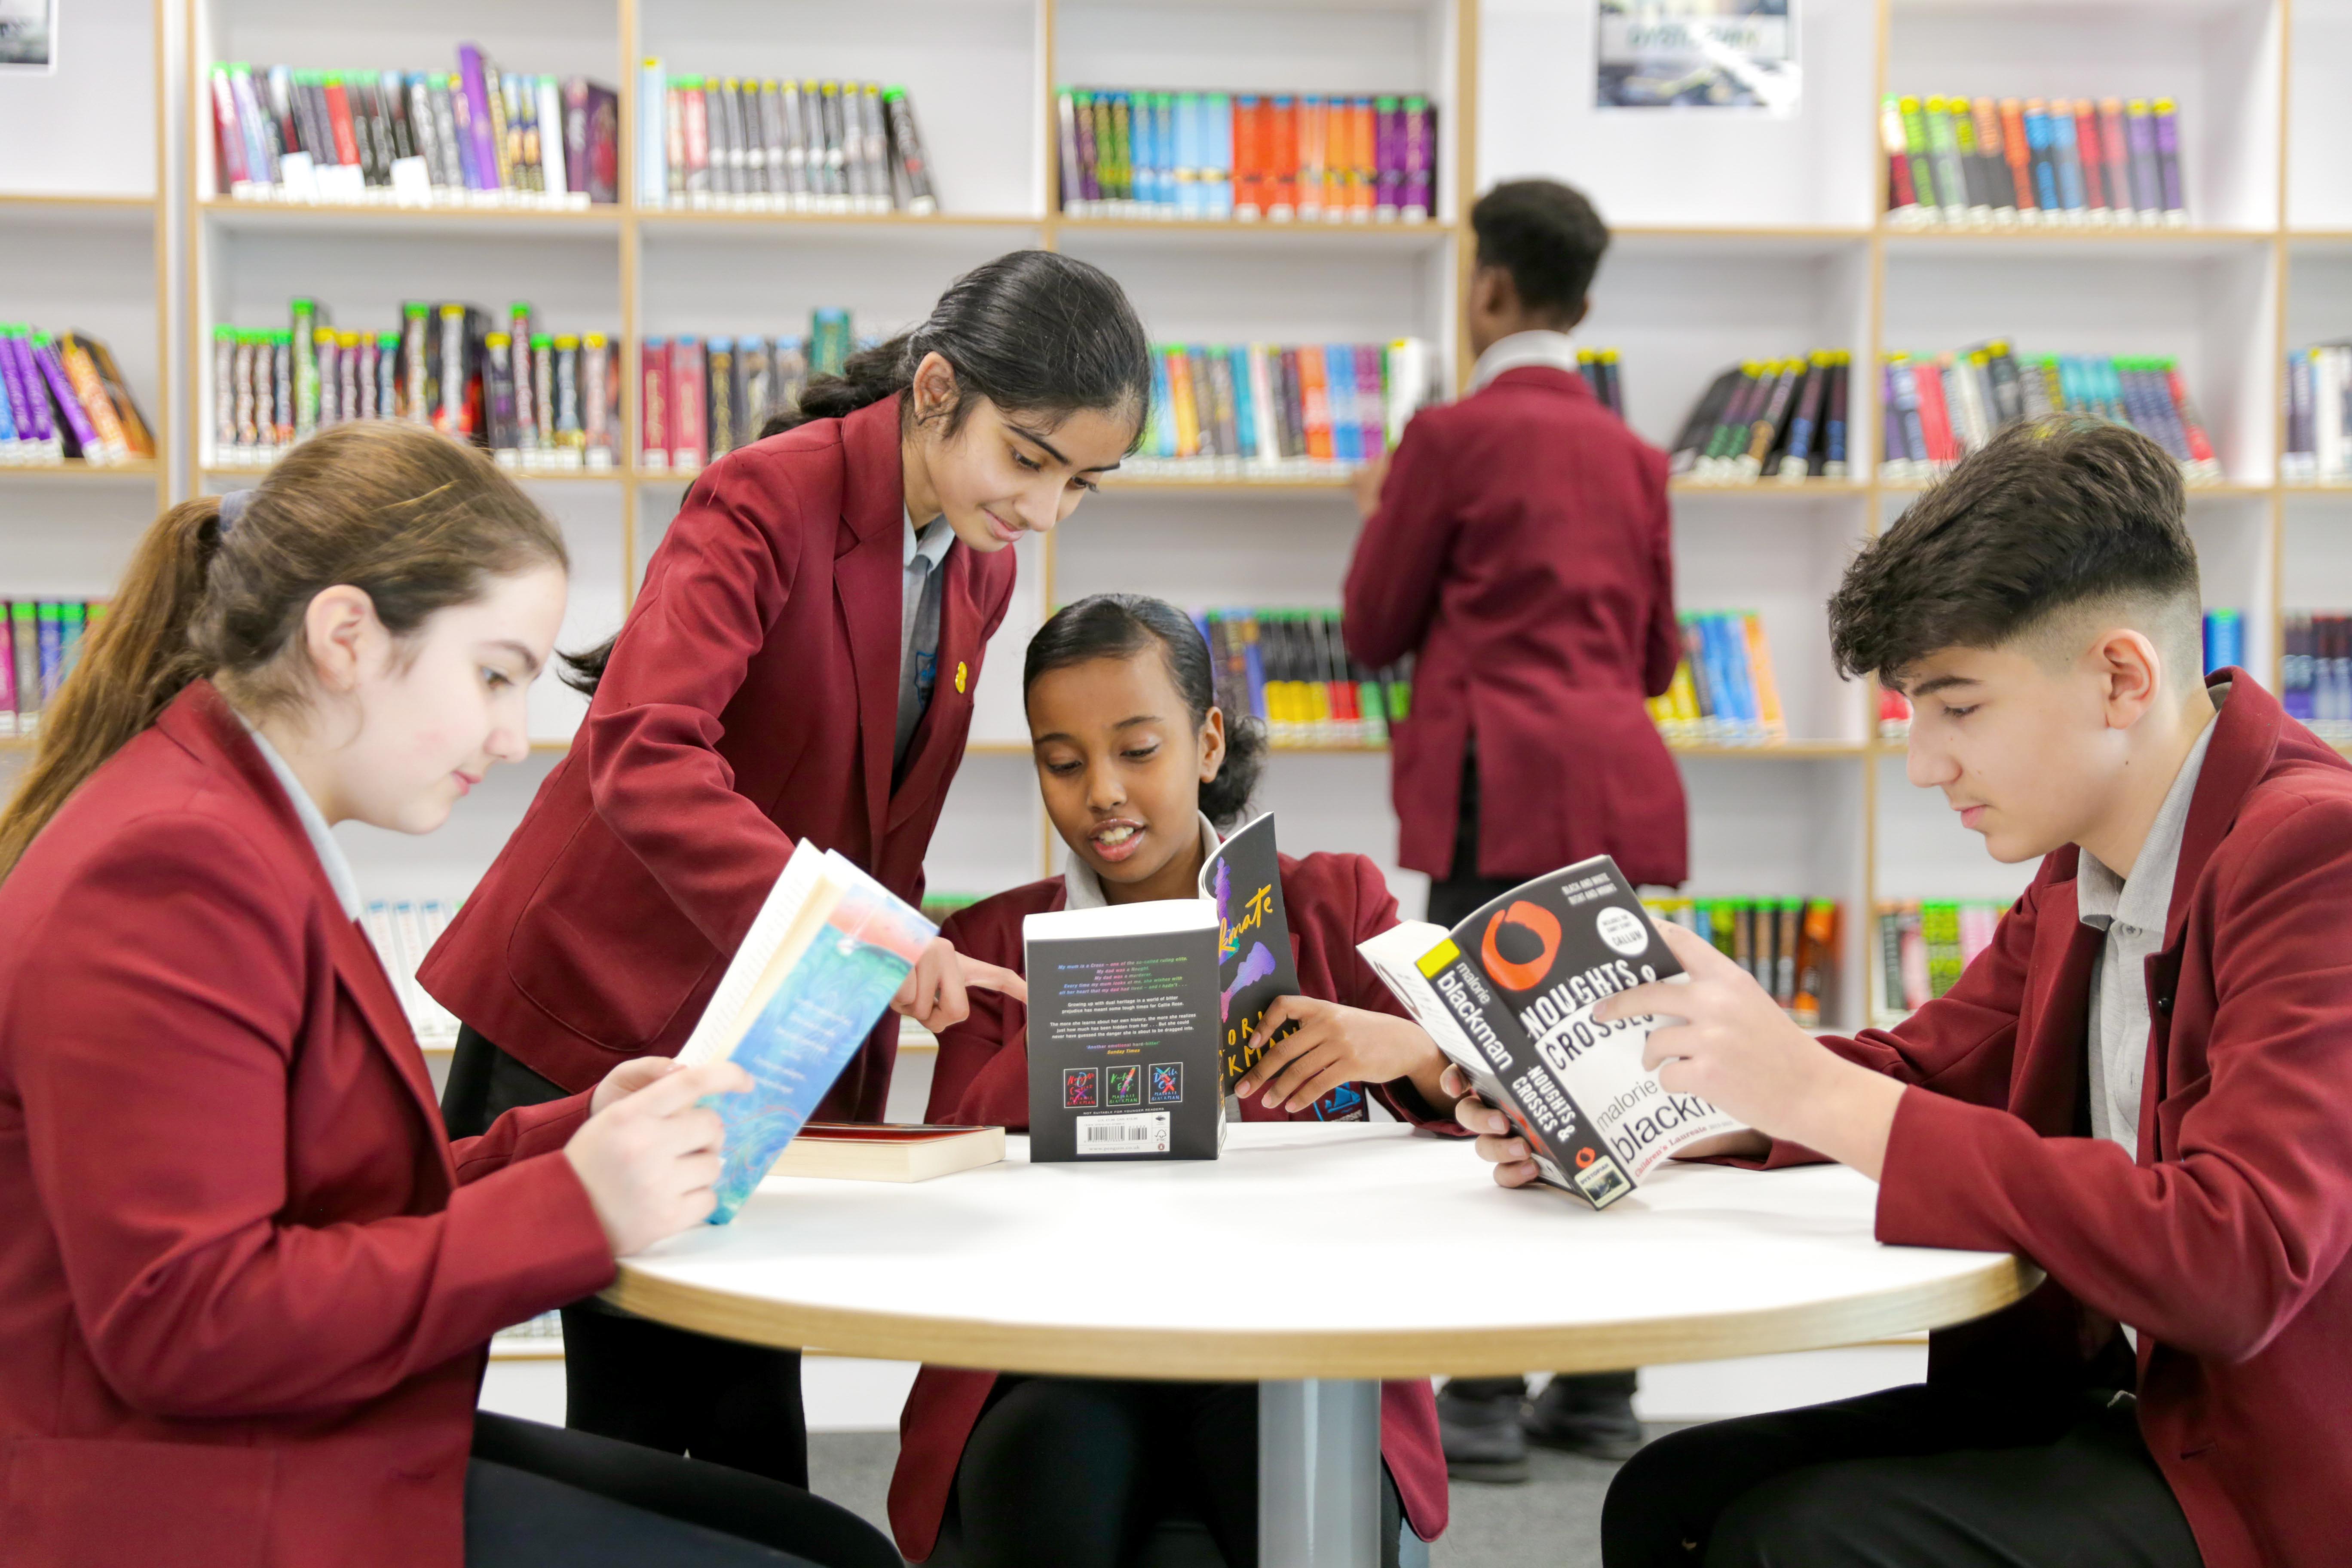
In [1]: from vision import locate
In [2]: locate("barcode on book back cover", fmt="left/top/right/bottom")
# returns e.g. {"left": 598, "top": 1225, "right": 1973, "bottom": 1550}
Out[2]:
{"left": 1076, "top": 1112, "right": 1172, "bottom": 1155}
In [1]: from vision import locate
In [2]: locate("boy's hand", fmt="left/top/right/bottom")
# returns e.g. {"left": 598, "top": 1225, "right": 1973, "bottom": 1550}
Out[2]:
{"left": 1444, "top": 1064, "right": 1545, "bottom": 1188}
{"left": 592, "top": 1055, "right": 687, "bottom": 1115}
{"left": 1233, "top": 995, "right": 1452, "bottom": 1114}
{"left": 1596, "top": 919, "right": 1901, "bottom": 1181}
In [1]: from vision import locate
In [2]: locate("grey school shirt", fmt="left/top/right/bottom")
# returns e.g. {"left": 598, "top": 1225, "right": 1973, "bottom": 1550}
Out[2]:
{"left": 2076, "top": 694, "right": 2222, "bottom": 1155}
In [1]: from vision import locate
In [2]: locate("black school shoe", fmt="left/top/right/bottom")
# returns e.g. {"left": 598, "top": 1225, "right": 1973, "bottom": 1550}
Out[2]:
{"left": 1522, "top": 1370, "right": 1646, "bottom": 1462}
{"left": 1436, "top": 1376, "right": 1530, "bottom": 1484}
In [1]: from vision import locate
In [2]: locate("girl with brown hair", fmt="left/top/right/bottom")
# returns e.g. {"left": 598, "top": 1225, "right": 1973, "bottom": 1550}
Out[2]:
{"left": 0, "top": 422, "right": 898, "bottom": 1568}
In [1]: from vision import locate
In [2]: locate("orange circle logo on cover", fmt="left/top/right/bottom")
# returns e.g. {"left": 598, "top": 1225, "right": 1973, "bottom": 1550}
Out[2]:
{"left": 1480, "top": 900, "right": 1561, "bottom": 992}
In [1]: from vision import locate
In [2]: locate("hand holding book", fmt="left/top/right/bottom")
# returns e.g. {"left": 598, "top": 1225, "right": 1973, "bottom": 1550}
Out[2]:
{"left": 1592, "top": 919, "right": 1900, "bottom": 1182}
{"left": 564, "top": 1059, "right": 754, "bottom": 1256}
{"left": 1231, "top": 993, "right": 1452, "bottom": 1116}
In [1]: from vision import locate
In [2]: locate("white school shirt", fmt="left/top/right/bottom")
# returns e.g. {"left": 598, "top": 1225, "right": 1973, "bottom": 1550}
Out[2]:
{"left": 242, "top": 720, "right": 364, "bottom": 922}
{"left": 1467, "top": 330, "right": 1582, "bottom": 393}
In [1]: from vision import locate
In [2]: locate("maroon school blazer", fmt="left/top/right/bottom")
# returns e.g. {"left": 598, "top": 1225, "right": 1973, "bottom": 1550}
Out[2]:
{"left": 887, "top": 851, "right": 1455, "bottom": 1560}
{"left": 420, "top": 394, "right": 1017, "bottom": 1111}
{"left": 1770, "top": 673, "right": 2352, "bottom": 1568}
{"left": 1343, "top": 365, "right": 1685, "bottom": 885}
{"left": 0, "top": 681, "right": 614, "bottom": 1568}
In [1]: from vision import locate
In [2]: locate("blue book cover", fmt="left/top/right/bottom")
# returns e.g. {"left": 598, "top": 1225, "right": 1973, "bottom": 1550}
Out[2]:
{"left": 676, "top": 842, "right": 937, "bottom": 1222}
{"left": 1227, "top": 346, "right": 1258, "bottom": 460}
{"left": 1328, "top": 346, "right": 1361, "bottom": 464}
{"left": 1149, "top": 348, "right": 1176, "bottom": 457}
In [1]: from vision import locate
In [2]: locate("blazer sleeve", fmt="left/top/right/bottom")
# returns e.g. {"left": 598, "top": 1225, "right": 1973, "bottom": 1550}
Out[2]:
{"left": 924, "top": 906, "right": 1030, "bottom": 1128}
{"left": 1342, "top": 409, "right": 1455, "bottom": 671}
{"left": 1875, "top": 798, "right": 2352, "bottom": 1362}
{"left": 12, "top": 814, "right": 614, "bottom": 1421}
{"left": 1332, "top": 855, "right": 1467, "bottom": 1135}
{"left": 451, "top": 1092, "right": 597, "bottom": 1184}
{"left": 1641, "top": 452, "right": 1681, "bottom": 700}
{"left": 580, "top": 458, "right": 808, "bottom": 956}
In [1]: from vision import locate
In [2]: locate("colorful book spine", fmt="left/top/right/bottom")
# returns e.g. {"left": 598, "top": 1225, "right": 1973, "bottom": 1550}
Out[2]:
{"left": 1124, "top": 340, "right": 1430, "bottom": 478}
{"left": 1872, "top": 899, "right": 2010, "bottom": 1018}
{"left": 1192, "top": 609, "right": 1409, "bottom": 750}
{"left": 1885, "top": 92, "right": 2186, "bottom": 227}
{"left": 1669, "top": 352, "right": 1850, "bottom": 485}
{"left": 640, "top": 77, "right": 939, "bottom": 213}
{"left": 1647, "top": 611, "right": 1788, "bottom": 746}
{"left": 0, "top": 600, "right": 106, "bottom": 737}
{"left": 1056, "top": 86, "right": 1436, "bottom": 224}
{"left": 1644, "top": 895, "right": 1839, "bottom": 1025}
{"left": 1879, "top": 343, "right": 2223, "bottom": 484}
{"left": 0, "top": 325, "right": 152, "bottom": 468}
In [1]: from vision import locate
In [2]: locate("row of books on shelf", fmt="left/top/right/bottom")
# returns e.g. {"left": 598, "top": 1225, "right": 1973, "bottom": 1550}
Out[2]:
{"left": 1197, "top": 609, "right": 1409, "bottom": 750}
{"left": 1881, "top": 95, "right": 2187, "bottom": 229}
{"left": 1879, "top": 345, "right": 2223, "bottom": 485}
{"left": 1669, "top": 353, "right": 1853, "bottom": 485}
{"left": 1650, "top": 611, "right": 1786, "bottom": 747}
{"left": 636, "top": 69, "right": 935, "bottom": 215}
{"left": 0, "top": 327, "right": 153, "bottom": 467}
{"left": 362, "top": 897, "right": 464, "bottom": 1049}
{"left": 209, "top": 302, "right": 620, "bottom": 471}
{"left": 208, "top": 55, "right": 619, "bottom": 207}
{"left": 1055, "top": 88, "right": 1437, "bottom": 224}
{"left": 1875, "top": 898, "right": 2007, "bottom": 1017}
{"left": 0, "top": 600, "right": 104, "bottom": 737}
{"left": 1124, "top": 340, "right": 1433, "bottom": 478}
{"left": 640, "top": 316, "right": 864, "bottom": 472}
{"left": 2284, "top": 344, "right": 2352, "bottom": 485}
{"left": 2283, "top": 614, "right": 2352, "bottom": 739}
{"left": 1643, "top": 895, "right": 1838, "bottom": 1027}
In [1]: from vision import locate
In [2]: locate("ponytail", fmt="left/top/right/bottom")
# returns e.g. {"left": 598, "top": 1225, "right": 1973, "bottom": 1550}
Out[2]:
{"left": 569, "top": 249, "right": 1153, "bottom": 697}
{"left": 0, "top": 422, "right": 568, "bottom": 881}
{"left": 0, "top": 498, "right": 224, "bottom": 876}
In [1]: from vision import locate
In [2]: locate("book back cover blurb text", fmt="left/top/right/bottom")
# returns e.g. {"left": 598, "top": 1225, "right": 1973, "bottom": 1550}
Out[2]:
{"left": 1024, "top": 902, "right": 1225, "bottom": 1162}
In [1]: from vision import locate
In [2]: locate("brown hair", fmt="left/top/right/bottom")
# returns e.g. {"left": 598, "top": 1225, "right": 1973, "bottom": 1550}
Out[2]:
{"left": 1828, "top": 415, "right": 2198, "bottom": 684}
{"left": 0, "top": 422, "right": 569, "bottom": 879}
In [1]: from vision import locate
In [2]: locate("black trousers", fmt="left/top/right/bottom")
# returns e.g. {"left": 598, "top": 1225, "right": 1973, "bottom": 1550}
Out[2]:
{"left": 467, "top": 1411, "right": 897, "bottom": 1568}
{"left": 1429, "top": 753, "right": 1632, "bottom": 1412}
{"left": 443, "top": 1025, "right": 810, "bottom": 1487}
{"left": 1601, "top": 1384, "right": 2203, "bottom": 1568}
{"left": 950, "top": 1376, "right": 1407, "bottom": 1568}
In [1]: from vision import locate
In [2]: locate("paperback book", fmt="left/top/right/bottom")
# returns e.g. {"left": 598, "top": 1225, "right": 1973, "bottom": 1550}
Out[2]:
{"left": 1644, "top": 894, "right": 1838, "bottom": 1027}
{"left": 1669, "top": 352, "right": 1851, "bottom": 484}
{"left": 1194, "top": 607, "right": 1409, "bottom": 750}
{"left": 1880, "top": 342, "right": 2222, "bottom": 485}
{"left": 672, "top": 839, "right": 937, "bottom": 1222}
{"left": 1360, "top": 854, "right": 1741, "bottom": 1209}
{"left": 1125, "top": 338, "right": 1435, "bottom": 479}
{"left": 0, "top": 598, "right": 106, "bottom": 738}
{"left": 1873, "top": 898, "right": 2007, "bottom": 1021}
{"left": 766, "top": 1124, "right": 1005, "bottom": 1182}
{"left": 0, "top": 326, "right": 153, "bottom": 467}
{"left": 1647, "top": 610, "right": 1786, "bottom": 747}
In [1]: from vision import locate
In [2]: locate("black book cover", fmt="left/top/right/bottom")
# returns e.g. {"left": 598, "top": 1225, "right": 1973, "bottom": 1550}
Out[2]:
{"left": 1670, "top": 367, "right": 1742, "bottom": 473}
{"left": 1024, "top": 901, "right": 1225, "bottom": 1161}
{"left": 1201, "top": 814, "right": 1303, "bottom": 1094}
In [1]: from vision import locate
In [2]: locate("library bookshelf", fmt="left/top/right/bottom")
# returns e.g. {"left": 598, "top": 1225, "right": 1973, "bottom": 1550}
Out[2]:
{"left": 0, "top": 0, "right": 2339, "bottom": 1035}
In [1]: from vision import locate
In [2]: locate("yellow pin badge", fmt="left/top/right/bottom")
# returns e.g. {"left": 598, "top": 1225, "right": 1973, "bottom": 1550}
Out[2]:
{"left": 954, "top": 661, "right": 968, "bottom": 695}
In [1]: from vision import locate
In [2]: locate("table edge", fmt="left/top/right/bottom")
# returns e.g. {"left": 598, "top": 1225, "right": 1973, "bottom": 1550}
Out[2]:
{"left": 601, "top": 1254, "right": 2043, "bottom": 1380}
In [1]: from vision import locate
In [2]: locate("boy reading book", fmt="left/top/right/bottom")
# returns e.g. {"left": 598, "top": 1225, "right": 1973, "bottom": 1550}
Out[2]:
{"left": 1464, "top": 417, "right": 2352, "bottom": 1568}
{"left": 885, "top": 594, "right": 1458, "bottom": 1568}
{"left": 1345, "top": 176, "right": 1683, "bottom": 1472}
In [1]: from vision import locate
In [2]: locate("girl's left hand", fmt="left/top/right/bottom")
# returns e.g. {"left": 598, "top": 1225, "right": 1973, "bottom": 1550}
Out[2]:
{"left": 1232, "top": 995, "right": 1451, "bottom": 1114}
{"left": 591, "top": 1054, "right": 690, "bottom": 1116}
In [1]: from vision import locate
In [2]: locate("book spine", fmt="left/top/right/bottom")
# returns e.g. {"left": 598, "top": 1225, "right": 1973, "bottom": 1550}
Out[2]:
{"left": 886, "top": 88, "right": 935, "bottom": 214}
{"left": 2099, "top": 98, "right": 2135, "bottom": 225}
{"left": 2153, "top": 98, "right": 2185, "bottom": 222}
{"left": 671, "top": 337, "right": 706, "bottom": 469}
{"left": 1298, "top": 346, "right": 1333, "bottom": 460}
{"left": 2070, "top": 99, "right": 2107, "bottom": 216}
{"left": 2127, "top": 100, "right": 2161, "bottom": 218}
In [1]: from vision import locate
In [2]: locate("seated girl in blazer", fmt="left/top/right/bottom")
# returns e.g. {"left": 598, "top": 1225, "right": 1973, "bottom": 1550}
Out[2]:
{"left": 0, "top": 424, "right": 898, "bottom": 1568}
{"left": 885, "top": 593, "right": 1459, "bottom": 1568}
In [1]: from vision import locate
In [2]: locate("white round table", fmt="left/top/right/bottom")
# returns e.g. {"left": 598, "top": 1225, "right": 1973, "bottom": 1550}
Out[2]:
{"left": 606, "top": 1121, "right": 2036, "bottom": 1567}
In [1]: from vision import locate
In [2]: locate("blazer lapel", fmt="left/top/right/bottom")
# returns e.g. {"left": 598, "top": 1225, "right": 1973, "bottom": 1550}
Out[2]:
{"left": 836, "top": 394, "right": 911, "bottom": 855}
{"left": 168, "top": 683, "right": 453, "bottom": 1154}
{"left": 887, "top": 540, "right": 984, "bottom": 833}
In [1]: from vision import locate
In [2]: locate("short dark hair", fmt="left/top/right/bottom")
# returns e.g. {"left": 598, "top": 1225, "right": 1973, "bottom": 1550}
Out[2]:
{"left": 1470, "top": 180, "right": 1610, "bottom": 320}
{"left": 1829, "top": 417, "right": 2199, "bottom": 683}
{"left": 1023, "top": 594, "right": 1268, "bottom": 829}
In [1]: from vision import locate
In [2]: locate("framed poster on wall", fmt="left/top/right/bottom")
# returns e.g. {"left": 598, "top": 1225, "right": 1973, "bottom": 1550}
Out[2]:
{"left": 0, "top": 0, "right": 54, "bottom": 70}
{"left": 1596, "top": 0, "right": 1798, "bottom": 115}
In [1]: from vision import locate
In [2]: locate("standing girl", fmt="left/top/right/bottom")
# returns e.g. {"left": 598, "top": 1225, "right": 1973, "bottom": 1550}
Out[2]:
{"left": 0, "top": 423, "right": 898, "bottom": 1568}
{"left": 421, "top": 251, "right": 1153, "bottom": 1482}
{"left": 885, "top": 594, "right": 1457, "bottom": 1568}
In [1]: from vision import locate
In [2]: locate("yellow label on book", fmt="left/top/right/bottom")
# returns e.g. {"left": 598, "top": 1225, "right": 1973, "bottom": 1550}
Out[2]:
{"left": 1416, "top": 937, "right": 1461, "bottom": 979}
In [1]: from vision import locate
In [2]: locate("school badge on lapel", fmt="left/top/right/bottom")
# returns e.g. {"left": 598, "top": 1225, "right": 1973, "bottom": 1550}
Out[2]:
{"left": 954, "top": 661, "right": 968, "bottom": 694}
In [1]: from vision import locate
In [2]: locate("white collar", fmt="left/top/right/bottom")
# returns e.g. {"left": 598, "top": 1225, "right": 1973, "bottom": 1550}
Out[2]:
{"left": 1061, "top": 811, "right": 1224, "bottom": 911}
{"left": 904, "top": 509, "right": 954, "bottom": 571}
{"left": 240, "top": 718, "right": 364, "bottom": 921}
{"left": 1469, "top": 330, "right": 1583, "bottom": 392}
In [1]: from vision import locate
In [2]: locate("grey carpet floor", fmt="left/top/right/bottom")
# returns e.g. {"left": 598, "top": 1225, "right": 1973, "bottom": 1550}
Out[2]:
{"left": 810, "top": 1429, "right": 1657, "bottom": 1566}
